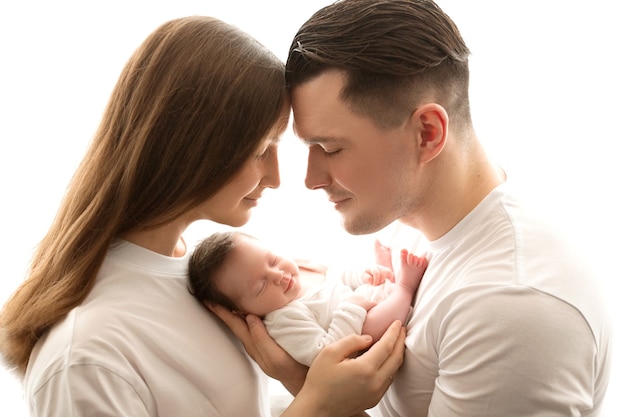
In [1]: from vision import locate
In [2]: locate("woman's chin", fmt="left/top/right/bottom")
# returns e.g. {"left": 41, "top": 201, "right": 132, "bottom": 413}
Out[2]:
{"left": 226, "top": 213, "right": 252, "bottom": 228}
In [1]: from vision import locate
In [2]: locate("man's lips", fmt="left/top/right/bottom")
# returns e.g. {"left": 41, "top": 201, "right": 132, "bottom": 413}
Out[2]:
{"left": 330, "top": 197, "right": 351, "bottom": 209}
{"left": 328, "top": 195, "right": 351, "bottom": 204}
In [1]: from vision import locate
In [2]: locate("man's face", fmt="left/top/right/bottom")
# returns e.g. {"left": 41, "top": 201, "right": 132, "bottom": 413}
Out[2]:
{"left": 291, "top": 70, "right": 421, "bottom": 235}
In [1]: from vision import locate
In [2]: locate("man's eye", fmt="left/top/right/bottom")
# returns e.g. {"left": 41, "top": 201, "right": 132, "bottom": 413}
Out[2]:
{"left": 324, "top": 148, "right": 342, "bottom": 157}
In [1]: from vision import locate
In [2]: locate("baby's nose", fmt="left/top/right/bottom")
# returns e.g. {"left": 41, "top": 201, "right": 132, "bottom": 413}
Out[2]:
{"left": 273, "top": 270, "right": 290, "bottom": 283}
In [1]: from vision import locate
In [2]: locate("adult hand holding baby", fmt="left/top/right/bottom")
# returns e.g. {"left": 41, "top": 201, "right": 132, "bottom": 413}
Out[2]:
{"left": 210, "top": 303, "right": 405, "bottom": 417}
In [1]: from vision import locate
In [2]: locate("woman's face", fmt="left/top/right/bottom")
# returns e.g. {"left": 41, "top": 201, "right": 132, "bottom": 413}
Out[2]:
{"left": 195, "top": 104, "right": 290, "bottom": 226}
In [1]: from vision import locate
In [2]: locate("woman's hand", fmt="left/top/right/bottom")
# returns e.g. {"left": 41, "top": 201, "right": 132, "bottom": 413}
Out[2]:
{"left": 283, "top": 320, "right": 406, "bottom": 417}
{"left": 208, "top": 303, "right": 307, "bottom": 394}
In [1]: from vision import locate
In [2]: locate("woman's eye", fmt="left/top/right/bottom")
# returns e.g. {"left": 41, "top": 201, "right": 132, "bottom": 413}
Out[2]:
{"left": 324, "top": 148, "right": 342, "bottom": 157}
{"left": 256, "top": 148, "right": 269, "bottom": 159}
{"left": 256, "top": 142, "right": 278, "bottom": 160}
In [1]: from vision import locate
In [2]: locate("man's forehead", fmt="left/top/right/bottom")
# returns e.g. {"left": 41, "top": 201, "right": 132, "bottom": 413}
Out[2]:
{"left": 291, "top": 71, "right": 346, "bottom": 112}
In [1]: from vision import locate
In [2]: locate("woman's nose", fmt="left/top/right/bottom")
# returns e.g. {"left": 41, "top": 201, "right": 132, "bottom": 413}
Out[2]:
{"left": 260, "top": 146, "right": 281, "bottom": 189}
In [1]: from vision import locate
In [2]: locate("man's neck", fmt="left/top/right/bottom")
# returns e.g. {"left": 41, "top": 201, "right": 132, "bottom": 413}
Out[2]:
{"left": 402, "top": 136, "right": 505, "bottom": 240}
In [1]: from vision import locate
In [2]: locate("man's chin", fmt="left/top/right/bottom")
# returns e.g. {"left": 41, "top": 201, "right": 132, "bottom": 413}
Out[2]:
{"left": 340, "top": 215, "right": 388, "bottom": 236}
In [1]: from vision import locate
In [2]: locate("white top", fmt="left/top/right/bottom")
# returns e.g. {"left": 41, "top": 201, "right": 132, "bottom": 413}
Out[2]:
{"left": 372, "top": 183, "right": 612, "bottom": 417}
{"left": 25, "top": 240, "right": 271, "bottom": 417}
{"left": 264, "top": 270, "right": 379, "bottom": 366}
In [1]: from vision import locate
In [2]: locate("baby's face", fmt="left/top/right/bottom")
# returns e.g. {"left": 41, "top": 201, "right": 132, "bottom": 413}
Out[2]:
{"left": 217, "top": 236, "right": 302, "bottom": 316}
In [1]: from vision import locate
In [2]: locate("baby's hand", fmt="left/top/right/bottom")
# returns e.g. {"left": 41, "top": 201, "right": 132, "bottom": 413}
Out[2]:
{"left": 344, "top": 294, "right": 377, "bottom": 312}
{"left": 362, "top": 265, "right": 395, "bottom": 286}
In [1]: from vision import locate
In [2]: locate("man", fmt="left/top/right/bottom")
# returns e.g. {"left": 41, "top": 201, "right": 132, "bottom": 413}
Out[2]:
{"left": 286, "top": 0, "right": 611, "bottom": 416}
{"left": 215, "top": 1, "right": 612, "bottom": 416}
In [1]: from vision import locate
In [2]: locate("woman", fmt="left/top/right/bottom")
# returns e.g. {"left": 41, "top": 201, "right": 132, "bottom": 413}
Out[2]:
{"left": 0, "top": 16, "right": 404, "bottom": 417}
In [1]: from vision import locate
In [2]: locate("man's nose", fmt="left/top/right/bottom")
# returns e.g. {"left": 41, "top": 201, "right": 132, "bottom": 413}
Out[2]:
{"left": 304, "top": 146, "right": 331, "bottom": 190}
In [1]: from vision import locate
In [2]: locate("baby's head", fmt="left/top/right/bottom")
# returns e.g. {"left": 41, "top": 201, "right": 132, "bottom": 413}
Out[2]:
{"left": 188, "top": 231, "right": 302, "bottom": 317}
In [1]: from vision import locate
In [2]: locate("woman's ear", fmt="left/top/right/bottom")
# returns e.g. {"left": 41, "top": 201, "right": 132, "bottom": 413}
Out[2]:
{"left": 410, "top": 103, "right": 448, "bottom": 164}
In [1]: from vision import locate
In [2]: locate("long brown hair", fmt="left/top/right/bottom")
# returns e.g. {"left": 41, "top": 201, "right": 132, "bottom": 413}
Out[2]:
{"left": 286, "top": 0, "right": 471, "bottom": 131}
{"left": 0, "top": 16, "right": 286, "bottom": 375}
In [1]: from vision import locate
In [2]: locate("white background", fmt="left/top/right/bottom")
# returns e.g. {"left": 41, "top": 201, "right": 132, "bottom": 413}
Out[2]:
{"left": 1, "top": 1, "right": 623, "bottom": 415}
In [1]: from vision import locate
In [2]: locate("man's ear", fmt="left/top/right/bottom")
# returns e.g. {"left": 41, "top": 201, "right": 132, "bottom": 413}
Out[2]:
{"left": 409, "top": 103, "right": 448, "bottom": 164}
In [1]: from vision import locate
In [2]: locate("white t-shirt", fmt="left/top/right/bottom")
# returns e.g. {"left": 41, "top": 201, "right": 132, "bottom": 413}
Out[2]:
{"left": 372, "top": 183, "right": 612, "bottom": 417}
{"left": 25, "top": 240, "right": 271, "bottom": 417}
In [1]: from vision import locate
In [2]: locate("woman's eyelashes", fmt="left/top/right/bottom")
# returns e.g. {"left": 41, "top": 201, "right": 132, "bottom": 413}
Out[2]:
{"left": 256, "top": 142, "right": 278, "bottom": 160}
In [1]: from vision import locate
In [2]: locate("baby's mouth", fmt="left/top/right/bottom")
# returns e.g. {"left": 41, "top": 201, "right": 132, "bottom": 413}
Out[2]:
{"left": 284, "top": 275, "right": 294, "bottom": 293}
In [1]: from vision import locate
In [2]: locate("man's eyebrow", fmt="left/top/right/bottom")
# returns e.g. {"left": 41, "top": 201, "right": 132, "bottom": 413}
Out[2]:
{"left": 300, "top": 136, "right": 341, "bottom": 146}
